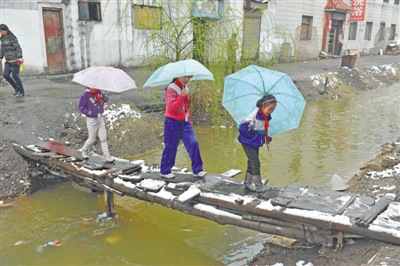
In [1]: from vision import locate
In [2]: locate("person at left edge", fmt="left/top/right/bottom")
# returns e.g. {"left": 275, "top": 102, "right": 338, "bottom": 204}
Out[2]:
{"left": 78, "top": 87, "right": 115, "bottom": 163}
{"left": 0, "top": 24, "right": 25, "bottom": 98}
{"left": 160, "top": 76, "right": 207, "bottom": 179}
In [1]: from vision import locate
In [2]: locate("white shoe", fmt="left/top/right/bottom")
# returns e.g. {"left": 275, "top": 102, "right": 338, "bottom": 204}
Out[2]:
{"left": 161, "top": 173, "right": 175, "bottom": 179}
{"left": 82, "top": 150, "right": 89, "bottom": 159}
{"left": 103, "top": 156, "right": 115, "bottom": 163}
{"left": 193, "top": 171, "right": 207, "bottom": 177}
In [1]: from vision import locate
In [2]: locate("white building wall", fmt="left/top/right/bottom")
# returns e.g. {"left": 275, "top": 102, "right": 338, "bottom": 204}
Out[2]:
{"left": 268, "top": 0, "right": 328, "bottom": 59}
{"left": 342, "top": 0, "right": 399, "bottom": 55}
{"left": 1, "top": 8, "right": 46, "bottom": 75}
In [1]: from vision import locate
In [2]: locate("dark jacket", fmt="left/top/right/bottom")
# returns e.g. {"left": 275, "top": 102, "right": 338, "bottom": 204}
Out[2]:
{"left": 0, "top": 34, "right": 22, "bottom": 61}
{"left": 78, "top": 89, "right": 109, "bottom": 118}
{"left": 238, "top": 110, "right": 271, "bottom": 148}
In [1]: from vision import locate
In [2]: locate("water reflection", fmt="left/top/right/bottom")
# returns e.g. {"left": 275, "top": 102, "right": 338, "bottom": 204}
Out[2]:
{"left": 1, "top": 84, "right": 399, "bottom": 265}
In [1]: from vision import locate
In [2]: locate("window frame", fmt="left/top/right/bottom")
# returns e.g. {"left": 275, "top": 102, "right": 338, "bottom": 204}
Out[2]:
{"left": 78, "top": 1, "right": 102, "bottom": 21}
{"left": 133, "top": 4, "right": 162, "bottom": 30}
{"left": 389, "top": 24, "right": 396, "bottom": 40}
{"left": 348, "top": 22, "right": 358, "bottom": 40}
{"left": 364, "top": 22, "right": 373, "bottom": 41}
{"left": 300, "top": 15, "right": 313, "bottom": 40}
{"left": 379, "top": 23, "right": 386, "bottom": 41}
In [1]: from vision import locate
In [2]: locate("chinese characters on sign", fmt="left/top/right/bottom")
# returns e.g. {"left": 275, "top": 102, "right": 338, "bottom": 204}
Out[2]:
{"left": 350, "top": 0, "right": 366, "bottom": 21}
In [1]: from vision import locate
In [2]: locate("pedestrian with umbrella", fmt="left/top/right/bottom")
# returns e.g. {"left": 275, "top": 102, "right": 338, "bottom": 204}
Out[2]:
{"left": 78, "top": 87, "right": 115, "bottom": 163}
{"left": 143, "top": 59, "right": 214, "bottom": 179}
{"left": 222, "top": 65, "right": 306, "bottom": 192}
{"left": 73, "top": 66, "right": 137, "bottom": 163}
{"left": 238, "top": 94, "right": 276, "bottom": 192}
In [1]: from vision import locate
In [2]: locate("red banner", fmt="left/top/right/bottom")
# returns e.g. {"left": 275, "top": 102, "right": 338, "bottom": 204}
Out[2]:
{"left": 350, "top": 0, "right": 366, "bottom": 21}
{"left": 328, "top": 19, "right": 332, "bottom": 31}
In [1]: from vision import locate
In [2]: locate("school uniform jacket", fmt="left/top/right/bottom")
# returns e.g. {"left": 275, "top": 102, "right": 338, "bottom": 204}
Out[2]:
{"left": 238, "top": 109, "right": 271, "bottom": 148}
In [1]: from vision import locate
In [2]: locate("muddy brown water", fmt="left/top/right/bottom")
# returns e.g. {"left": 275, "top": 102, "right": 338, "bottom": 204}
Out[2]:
{"left": 1, "top": 84, "right": 399, "bottom": 265}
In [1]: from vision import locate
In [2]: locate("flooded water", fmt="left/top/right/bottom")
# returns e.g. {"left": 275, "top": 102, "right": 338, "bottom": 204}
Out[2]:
{"left": 1, "top": 84, "right": 399, "bottom": 265}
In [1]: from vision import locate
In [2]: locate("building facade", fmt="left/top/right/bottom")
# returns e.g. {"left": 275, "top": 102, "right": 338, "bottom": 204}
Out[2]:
{"left": 266, "top": 0, "right": 399, "bottom": 59}
{"left": 0, "top": 0, "right": 398, "bottom": 75}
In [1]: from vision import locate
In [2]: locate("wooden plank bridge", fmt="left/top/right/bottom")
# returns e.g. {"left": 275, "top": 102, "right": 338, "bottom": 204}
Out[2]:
{"left": 13, "top": 141, "right": 400, "bottom": 248}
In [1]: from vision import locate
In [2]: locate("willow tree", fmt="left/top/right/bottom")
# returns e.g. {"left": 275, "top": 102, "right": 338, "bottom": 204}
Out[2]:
{"left": 133, "top": 0, "right": 296, "bottom": 126}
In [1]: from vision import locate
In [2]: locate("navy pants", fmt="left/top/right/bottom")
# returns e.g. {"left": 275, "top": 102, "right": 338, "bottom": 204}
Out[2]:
{"left": 160, "top": 118, "right": 203, "bottom": 175}
{"left": 241, "top": 144, "right": 261, "bottom": 176}
{"left": 337, "top": 43, "right": 343, "bottom": 55}
{"left": 4, "top": 61, "right": 24, "bottom": 93}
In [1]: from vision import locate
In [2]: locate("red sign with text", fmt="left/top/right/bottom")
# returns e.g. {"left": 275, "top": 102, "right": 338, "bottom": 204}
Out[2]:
{"left": 350, "top": 0, "right": 366, "bottom": 21}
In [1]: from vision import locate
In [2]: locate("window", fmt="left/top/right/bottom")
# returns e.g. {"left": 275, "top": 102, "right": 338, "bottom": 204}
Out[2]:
{"left": 133, "top": 5, "right": 162, "bottom": 30}
{"left": 379, "top": 23, "right": 386, "bottom": 40}
{"left": 383, "top": 0, "right": 389, "bottom": 2}
{"left": 300, "top": 16, "right": 313, "bottom": 40}
{"left": 78, "top": 1, "right": 102, "bottom": 21}
{"left": 389, "top": 24, "right": 396, "bottom": 40}
{"left": 364, "top": 22, "right": 373, "bottom": 40}
{"left": 395, "top": 0, "right": 399, "bottom": 5}
{"left": 348, "top": 22, "right": 357, "bottom": 40}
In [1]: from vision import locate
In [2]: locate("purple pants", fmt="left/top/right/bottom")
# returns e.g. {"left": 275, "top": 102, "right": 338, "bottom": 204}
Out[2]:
{"left": 160, "top": 118, "right": 203, "bottom": 175}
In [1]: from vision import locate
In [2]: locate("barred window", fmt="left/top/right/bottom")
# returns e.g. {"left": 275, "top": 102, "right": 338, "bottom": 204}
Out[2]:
{"left": 78, "top": 1, "right": 102, "bottom": 21}
{"left": 379, "top": 23, "right": 386, "bottom": 40}
{"left": 364, "top": 22, "right": 373, "bottom": 41}
{"left": 348, "top": 22, "right": 357, "bottom": 40}
{"left": 389, "top": 24, "right": 396, "bottom": 40}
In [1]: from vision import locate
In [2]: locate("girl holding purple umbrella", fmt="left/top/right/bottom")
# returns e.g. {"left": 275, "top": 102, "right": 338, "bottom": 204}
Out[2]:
{"left": 160, "top": 76, "right": 206, "bottom": 179}
{"left": 238, "top": 94, "right": 277, "bottom": 193}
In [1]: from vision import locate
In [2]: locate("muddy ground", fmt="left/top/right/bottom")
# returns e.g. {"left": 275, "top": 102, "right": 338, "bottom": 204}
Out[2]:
{"left": 0, "top": 55, "right": 399, "bottom": 265}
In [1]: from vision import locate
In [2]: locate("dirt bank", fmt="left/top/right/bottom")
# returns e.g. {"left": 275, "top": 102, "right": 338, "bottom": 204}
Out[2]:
{"left": 1, "top": 57, "right": 399, "bottom": 265}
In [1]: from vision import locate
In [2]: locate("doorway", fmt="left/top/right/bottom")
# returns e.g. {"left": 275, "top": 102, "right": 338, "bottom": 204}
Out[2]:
{"left": 42, "top": 9, "right": 66, "bottom": 74}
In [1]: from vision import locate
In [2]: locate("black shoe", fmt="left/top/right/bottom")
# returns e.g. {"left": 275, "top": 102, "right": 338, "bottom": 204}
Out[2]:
{"left": 13, "top": 90, "right": 18, "bottom": 96}
{"left": 16, "top": 92, "right": 24, "bottom": 98}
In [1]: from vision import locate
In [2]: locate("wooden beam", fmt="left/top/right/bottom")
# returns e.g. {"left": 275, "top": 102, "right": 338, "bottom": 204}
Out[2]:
{"left": 104, "top": 190, "right": 115, "bottom": 217}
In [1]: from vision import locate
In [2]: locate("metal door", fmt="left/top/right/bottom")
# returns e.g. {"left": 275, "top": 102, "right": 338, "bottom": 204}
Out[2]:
{"left": 327, "top": 28, "right": 337, "bottom": 54}
{"left": 43, "top": 9, "right": 66, "bottom": 74}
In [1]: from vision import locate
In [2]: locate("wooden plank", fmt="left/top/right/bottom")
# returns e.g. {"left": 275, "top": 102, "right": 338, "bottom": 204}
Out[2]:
{"left": 176, "top": 186, "right": 201, "bottom": 203}
{"left": 36, "top": 140, "right": 83, "bottom": 159}
{"left": 220, "top": 169, "right": 241, "bottom": 178}
{"left": 35, "top": 141, "right": 141, "bottom": 173}
{"left": 271, "top": 183, "right": 307, "bottom": 206}
{"left": 337, "top": 194, "right": 358, "bottom": 215}
{"left": 356, "top": 194, "right": 397, "bottom": 227}
{"left": 104, "top": 190, "right": 115, "bottom": 217}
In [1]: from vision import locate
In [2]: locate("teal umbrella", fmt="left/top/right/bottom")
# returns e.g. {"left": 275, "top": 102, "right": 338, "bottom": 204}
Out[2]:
{"left": 142, "top": 59, "right": 214, "bottom": 87}
{"left": 222, "top": 65, "right": 306, "bottom": 136}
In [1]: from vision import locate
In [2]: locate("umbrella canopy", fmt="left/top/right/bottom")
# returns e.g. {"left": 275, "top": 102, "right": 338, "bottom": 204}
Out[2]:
{"left": 222, "top": 65, "right": 306, "bottom": 136}
{"left": 142, "top": 59, "right": 214, "bottom": 87}
{"left": 72, "top": 66, "right": 137, "bottom": 93}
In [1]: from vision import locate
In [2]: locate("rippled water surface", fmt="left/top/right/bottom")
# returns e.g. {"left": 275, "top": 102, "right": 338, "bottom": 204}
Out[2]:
{"left": 1, "top": 84, "right": 399, "bottom": 265}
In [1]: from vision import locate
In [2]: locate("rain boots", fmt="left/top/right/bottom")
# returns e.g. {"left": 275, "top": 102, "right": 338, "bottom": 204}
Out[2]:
{"left": 13, "top": 88, "right": 18, "bottom": 96}
{"left": 244, "top": 172, "right": 256, "bottom": 192}
{"left": 252, "top": 175, "right": 269, "bottom": 193}
{"left": 16, "top": 89, "right": 25, "bottom": 98}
